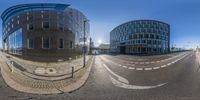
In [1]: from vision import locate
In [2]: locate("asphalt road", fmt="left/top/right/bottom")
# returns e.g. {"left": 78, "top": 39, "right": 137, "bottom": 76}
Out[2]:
{"left": 0, "top": 51, "right": 200, "bottom": 100}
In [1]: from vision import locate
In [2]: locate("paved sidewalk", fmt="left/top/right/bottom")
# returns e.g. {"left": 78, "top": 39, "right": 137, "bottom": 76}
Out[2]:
{"left": 0, "top": 52, "right": 95, "bottom": 94}
{"left": 2, "top": 52, "right": 90, "bottom": 76}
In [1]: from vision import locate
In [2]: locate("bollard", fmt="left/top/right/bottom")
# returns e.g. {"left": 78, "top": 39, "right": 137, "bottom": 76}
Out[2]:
{"left": 71, "top": 66, "right": 74, "bottom": 78}
{"left": 11, "top": 61, "right": 14, "bottom": 72}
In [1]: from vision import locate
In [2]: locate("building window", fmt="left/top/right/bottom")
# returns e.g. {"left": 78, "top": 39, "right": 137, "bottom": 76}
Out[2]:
{"left": 58, "top": 38, "right": 64, "bottom": 49}
{"left": 42, "top": 37, "right": 50, "bottom": 49}
{"left": 142, "top": 40, "right": 146, "bottom": 44}
{"left": 27, "top": 38, "right": 34, "bottom": 49}
{"left": 27, "top": 23, "right": 33, "bottom": 30}
{"left": 150, "top": 34, "right": 154, "bottom": 39}
{"left": 8, "top": 28, "right": 22, "bottom": 55}
{"left": 17, "top": 20, "right": 20, "bottom": 24}
{"left": 43, "top": 14, "right": 49, "bottom": 19}
{"left": 58, "top": 23, "right": 63, "bottom": 31}
{"left": 43, "top": 22, "right": 49, "bottom": 29}
{"left": 27, "top": 15, "right": 33, "bottom": 21}
{"left": 144, "top": 34, "right": 149, "bottom": 38}
{"left": 70, "top": 41, "right": 73, "bottom": 49}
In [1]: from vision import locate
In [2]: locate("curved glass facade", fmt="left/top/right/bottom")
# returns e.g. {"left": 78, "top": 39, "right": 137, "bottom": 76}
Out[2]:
{"left": 110, "top": 20, "right": 170, "bottom": 55}
{"left": 8, "top": 28, "right": 22, "bottom": 55}
{"left": 1, "top": 3, "right": 90, "bottom": 61}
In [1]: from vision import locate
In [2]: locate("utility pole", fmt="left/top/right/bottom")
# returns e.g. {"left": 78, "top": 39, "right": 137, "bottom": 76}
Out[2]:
{"left": 83, "top": 20, "right": 87, "bottom": 67}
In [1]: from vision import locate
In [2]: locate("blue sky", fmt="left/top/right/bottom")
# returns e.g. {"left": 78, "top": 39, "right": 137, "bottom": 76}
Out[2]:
{"left": 0, "top": 0, "right": 200, "bottom": 49}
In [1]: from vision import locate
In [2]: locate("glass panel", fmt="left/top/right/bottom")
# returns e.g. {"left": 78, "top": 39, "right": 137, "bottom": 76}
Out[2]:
{"left": 43, "top": 37, "right": 50, "bottom": 49}
{"left": 8, "top": 28, "right": 22, "bottom": 55}
{"left": 28, "top": 38, "right": 34, "bottom": 49}
{"left": 43, "top": 22, "right": 49, "bottom": 28}
{"left": 59, "top": 38, "right": 64, "bottom": 48}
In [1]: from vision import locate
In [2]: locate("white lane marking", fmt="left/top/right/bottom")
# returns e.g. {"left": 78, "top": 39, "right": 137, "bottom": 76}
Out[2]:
{"left": 128, "top": 67, "right": 135, "bottom": 70}
{"left": 171, "top": 61, "right": 176, "bottom": 64}
{"left": 136, "top": 68, "right": 143, "bottom": 71}
{"left": 144, "top": 68, "right": 152, "bottom": 70}
{"left": 122, "top": 66, "right": 128, "bottom": 69}
{"left": 167, "top": 63, "right": 172, "bottom": 66}
{"left": 153, "top": 67, "right": 160, "bottom": 70}
{"left": 109, "top": 75, "right": 168, "bottom": 90}
{"left": 151, "top": 62, "right": 155, "bottom": 64}
{"left": 103, "top": 64, "right": 129, "bottom": 84}
{"left": 161, "top": 65, "right": 167, "bottom": 68}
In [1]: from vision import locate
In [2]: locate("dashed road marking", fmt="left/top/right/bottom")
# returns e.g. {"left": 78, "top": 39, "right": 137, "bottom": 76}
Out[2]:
{"left": 167, "top": 63, "right": 172, "bottom": 66}
{"left": 161, "top": 65, "right": 167, "bottom": 68}
{"left": 128, "top": 67, "right": 135, "bottom": 70}
{"left": 122, "top": 66, "right": 128, "bottom": 68}
{"left": 171, "top": 61, "right": 176, "bottom": 64}
{"left": 136, "top": 68, "right": 143, "bottom": 71}
{"left": 153, "top": 67, "right": 160, "bottom": 70}
{"left": 144, "top": 68, "right": 152, "bottom": 70}
{"left": 151, "top": 62, "right": 155, "bottom": 64}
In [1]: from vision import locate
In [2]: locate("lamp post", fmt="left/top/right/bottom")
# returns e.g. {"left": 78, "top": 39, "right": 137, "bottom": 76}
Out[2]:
{"left": 83, "top": 20, "right": 87, "bottom": 67}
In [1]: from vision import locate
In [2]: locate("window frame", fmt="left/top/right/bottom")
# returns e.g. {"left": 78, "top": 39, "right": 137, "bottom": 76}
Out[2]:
{"left": 58, "top": 38, "right": 64, "bottom": 49}
{"left": 42, "top": 37, "right": 50, "bottom": 49}
{"left": 27, "top": 38, "right": 34, "bottom": 49}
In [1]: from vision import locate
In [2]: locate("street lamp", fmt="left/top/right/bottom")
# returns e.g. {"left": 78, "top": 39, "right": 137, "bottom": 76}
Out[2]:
{"left": 83, "top": 20, "right": 88, "bottom": 67}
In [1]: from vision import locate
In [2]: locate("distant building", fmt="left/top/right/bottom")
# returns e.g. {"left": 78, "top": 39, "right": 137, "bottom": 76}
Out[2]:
{"left": 110, "top": 19, "right": 170, "bottom": 55}
{"left": 98, "top": 44, "right": 110, "bottom": 54}
{"left": 1, "top": 3, "right": 90, "bottom": 61}
{"left": 89, "top": 37, "right": 94, "bottom": 54}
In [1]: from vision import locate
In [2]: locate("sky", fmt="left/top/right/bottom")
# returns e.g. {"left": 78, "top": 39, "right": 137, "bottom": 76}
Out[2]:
{"left": 0, "top": 0, "right": 200, "bottom": 49}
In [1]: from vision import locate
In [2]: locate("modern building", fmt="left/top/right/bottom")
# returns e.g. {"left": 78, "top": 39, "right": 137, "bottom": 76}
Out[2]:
{"left": 1, "top": 3, "right": 90, "bottom": 61}
{"left": 110, "top": 20, "right": 170, "bottom": 55}
{"left": 98, "top": 43, "right": 110, "bottom": 54}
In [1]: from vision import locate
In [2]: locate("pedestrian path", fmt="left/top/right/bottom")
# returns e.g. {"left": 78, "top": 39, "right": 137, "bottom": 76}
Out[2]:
{"left": 2, "top": 52, "right": 90, "bottom": 78}
{"left": 0, "top": 51, "right": 94, "bottom": 94}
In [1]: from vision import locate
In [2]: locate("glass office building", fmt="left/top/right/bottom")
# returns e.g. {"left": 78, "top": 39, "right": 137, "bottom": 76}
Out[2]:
{"left": 1, "top": 3, "right": 90, "bottom": 61}
{"left": 110, "top": 20, "right": 170, "bottom": 55}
